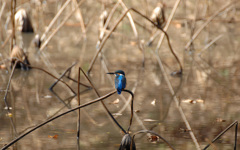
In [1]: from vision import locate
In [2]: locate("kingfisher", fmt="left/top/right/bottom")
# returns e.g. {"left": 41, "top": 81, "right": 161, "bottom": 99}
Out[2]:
{"left": 107, "top": 70, "right": 126, "bottom": 94}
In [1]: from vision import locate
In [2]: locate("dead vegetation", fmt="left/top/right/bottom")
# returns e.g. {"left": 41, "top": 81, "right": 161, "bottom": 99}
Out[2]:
{"left": 0, "top": 0, "right": 240, "bottom": 150}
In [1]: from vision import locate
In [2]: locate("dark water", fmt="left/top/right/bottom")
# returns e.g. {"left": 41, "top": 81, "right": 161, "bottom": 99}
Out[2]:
{"left": 0, "top": 0, "right": 240, "bottom": 150}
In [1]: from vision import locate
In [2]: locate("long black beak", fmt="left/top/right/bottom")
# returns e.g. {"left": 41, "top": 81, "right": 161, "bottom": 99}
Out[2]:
{"left": 107, "top": 72, "right": 115, "bottom": 75}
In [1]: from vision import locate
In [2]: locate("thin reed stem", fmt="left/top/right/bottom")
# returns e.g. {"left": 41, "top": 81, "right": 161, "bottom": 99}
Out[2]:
{"left": 40, "top": 0, "right": 85, "bottom": 52}
{"left": 203, "top": 120, "right": 238, "bottom": 150}
{"left": 40, "top": 0, "right": 71, "bottom": 41}
{"left": 49, "top": 62, "right": 77, "bottom": 91}
{"left": 77, "top": 66, "right": 81, "bottom": 140}
{"left": 2, "top": 90, "right": 117, "bottom": 150}
{"left": 122, "top": 89, "right": 134, "bottom": 132}
{"left": 3, "top": 60, "right": 18, "bottom": 110}
{"left": 185, "top": 1, "right": 237, "bottom": 50}
{"left": 132, "top": 130, "right": 175, "bottom": 150}
{"left": 79, "top": 67, "right": 127, "bottom": 133}
{"left": 88, "top": 7, "right": 182, "bottom": 74}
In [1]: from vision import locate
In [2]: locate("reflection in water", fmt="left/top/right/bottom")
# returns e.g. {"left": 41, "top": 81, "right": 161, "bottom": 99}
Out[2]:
{"left": 0, "top": 0, "right": 240, "bottom": 150}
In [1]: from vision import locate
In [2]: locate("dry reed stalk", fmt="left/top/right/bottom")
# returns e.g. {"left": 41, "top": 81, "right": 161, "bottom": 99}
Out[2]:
{"left": 118, "top": 0, "right": 146, "bottom": 64}
{"left": 10, "top": 0, "right": 16, "bottom": 51}
{"left": 39, "top": 0, "right": 85, "bottom": 52}
{"left": 155, "top": 0, "right": 181, "bottom": 53}
{"left": 73, "top": 0, "right": 86, "bottom": 39}
{"left": 203, "top": 120, "right": 238, "bottom": 150}
{"left": 97, "top": 53, "right": 149, "bottom": 134}
{"left": 185, "top": 1, "right": 237, "bottom": 51}
{"left": 3, "top": 60, "right": 18, "bottom": 110}
{"left": 154, "top": 53, "right": 201, "bottom": 150}
{"left": 0, "top": 1, "right": 6, "bottom": 19}
{"left": 40, "top": 0, "right": 71, "bottom": 42}
{"left": 88, "top": 7, "right": 142, "bottom": 74}
{"left": 78, "top": 68, "right": 128, "bottom": 133}
{"left": 2, "top": 90, "right": 118, "bottom": 150}
{"left": 132, "top": 130, "right": 175, "bottom": 150}
{"left": 1, "top": 31, "right": 12, "bottom": 49}
{"left": 0, "top": 1, "right": 6, "bottom": 40}
{"left": 118, "top": 0, "right": 138, "bottom": 38}
{"left": 150, "top": 0, "right": 201, "bottom": 148}
{"left": 97, "top": 1, "right": 120, "bottom": 47}
{"left": 198, "top": 34, "right": 223, "bottom": 56}
{"left": 77, "top": 67, "right": 81, "bottom": 139}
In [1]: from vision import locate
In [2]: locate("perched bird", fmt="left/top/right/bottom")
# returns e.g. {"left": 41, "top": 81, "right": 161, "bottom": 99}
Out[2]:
{"left": 107, "top": 70, "right": 126, "bottom": 94}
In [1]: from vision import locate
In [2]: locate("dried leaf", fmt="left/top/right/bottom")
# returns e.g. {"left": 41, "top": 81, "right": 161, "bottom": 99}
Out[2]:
{"left": 48, "top": 134, "right": 58, "bottom": 139}
{"left": 0, "top": 64, "right": 6, "bottom": 69}
{"left": 112, "top": 113, "right": 122, "bottom": 116}
{"left": 182, "top": 98, "right": 204, "bottom": 104}
{"left": 196, "top": 99, "right": 204, "bottom": 103}
{"left": 130, "top": 41, "right": 137, "bottom": 46}
{"left": 216, "top": 118, "right": 226, "bottom": 122}
{"left": 43, "top": 95, "right": 52, "bottom": 99}
{"left": 148, "top": 135, "right": 159, "bottom": 142}
{"left": 179, "top": 128, "right": 191, "bottom": 133}
{"left": 174, "top": 22, "right": 182, "bottom": 28}
{"left": 143, "top": 119, "right": 158, "bottom": 122}
{"left": 134, "top": 110, "right": 140, "bottom": 113}
{"left": 151, "top": 99, "right": 156, "bottom": 106}
{"left": 6, "top": 112, "right": 12, "bottom": 118}
{"left": 112, "top": 99, "right": 119, "bottom": 104}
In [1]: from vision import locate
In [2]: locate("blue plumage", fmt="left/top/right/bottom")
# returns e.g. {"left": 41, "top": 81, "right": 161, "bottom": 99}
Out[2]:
{"left": 115, "top": 73, "right": 126, "bottom": 94}
{"left": 107, "top": 70, "right": 126, "bottom": 95}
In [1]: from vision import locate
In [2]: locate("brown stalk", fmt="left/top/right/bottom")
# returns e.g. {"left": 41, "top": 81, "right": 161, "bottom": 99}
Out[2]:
{"left": 77, "top": 66, "right": 81, "bottom": 139}
{"left": 72, "top": 0, "right": 86, "bottom": 39}
{"left": 40, "top": 0, "right": 85, "bottom": 52}
{"left": 203, "top": 120, "right": 238, "bottom": 150}
{"left": 185, "top": 1, "right": 237, "bottom": 51}
{"left": 40, "top": 0, "right": 71, "bottom": 42}
{"left": 10, "top": 0, "right": 16, "bottom": 51}
{"left": 79, "top": 67, "right": 127, "bottom": 133}
{"left": 153, "top": 48, "right": 201, "bottom": 149}
{"left": 3, "top": 60, "right": 18, "bottom": 110}
{"left": 87, "top": 7, "right": 182, "bottom": 74}
{"left": 154, "top": 0, "right": 182, "bottom": 73}
{"left": 2, "top": 90, "right": 118, "bottom": 150}
{"left": 97, "top": 1, "right": 120, "bottom": 47}
{"left": 132, "top": 130, "right": 175, "bottom": 150}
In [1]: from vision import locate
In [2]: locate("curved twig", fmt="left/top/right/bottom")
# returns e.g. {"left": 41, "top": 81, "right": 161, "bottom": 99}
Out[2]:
{"left": 7, "top": 60, "right": 76, "bottom": 95}
{"left": 87, "top": 8, "right": 182, "bottom": 74}
{"left": 77, "top": 66, "right": 81, "bottom": 139}
{"left": 185, "top": 1, "right": 236, "bottom": 50}
{"left": 129, "top": 8, "right": 182, "bottom": 74}
{"left": 49, "top": 62, "right": 77, "bottom": 91}
{"left": 132, "top": 130, "right": 175, "bottom": 150}
{"left": 2, "top": 90, "right": 117, "bottom": 150}
{"left": 40, "top": 0, "right": 71, "bottom": 41}
{"left": 122, "top": 89, "right": 134, "bottom": 132}
{"left": 97, "top": 1, "right": 120, "bottom": 48}
{"left": 154, "top": 47, "right": 201, "bottom": 149}
{"left": 39, "top": 0, "right": 85, "bottom": 52}
{"left": 203, "top": 120, "right": 238, "bottom": 150}
{"left": 3, "top": 60, "right": 18, "bottom": 110}
{"left": 79, "top": 67, "right": 127, "bottom": 134}
{"left": 30, "top": 65, "right": 76, "bottom": 95}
